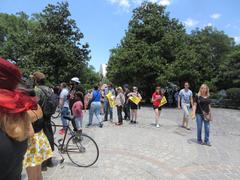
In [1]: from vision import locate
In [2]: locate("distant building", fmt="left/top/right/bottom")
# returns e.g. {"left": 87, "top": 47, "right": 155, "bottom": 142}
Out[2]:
{"left": 100, "top": 64, "right": 107, "bottom": 77}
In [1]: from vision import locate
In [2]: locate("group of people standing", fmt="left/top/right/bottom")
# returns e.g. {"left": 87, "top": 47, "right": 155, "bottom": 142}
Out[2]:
{"left": 0, "top": 56, "right": 213, "bottom": 180}
{"left": 58, "top": 80, "right": 213, "bottom": 147}
{"left": 58, "top": 82, "right": 144, "bottom": 132}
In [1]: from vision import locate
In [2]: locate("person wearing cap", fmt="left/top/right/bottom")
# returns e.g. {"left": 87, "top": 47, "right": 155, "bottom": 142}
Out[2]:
{"left": 0, "top": 57, "right": 41, "bottom": 180}
{"left": 128, "top": 86, "right": 142, "bottom": 124}
{"left": 69, "top": 77, "right": 83, "bottom": 114}
{"left": 123, "top": 84, "right": 131, "bottom": 121}
{"left": 103, "top": 82, "right": 115, "bottom": 122}
{"left": 115, "top": 87, "right": 125, "bottom": 125}
{"left": 32, "top": 71, "right": 55, "bottom": 169}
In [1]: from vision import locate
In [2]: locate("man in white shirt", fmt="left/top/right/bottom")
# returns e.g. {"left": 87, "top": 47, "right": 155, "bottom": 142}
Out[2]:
{"left": 178, "top": 82, "right": 193, "bottom": 130}
{"left": 59, "top": 82, "right": 70, "bottom": 135}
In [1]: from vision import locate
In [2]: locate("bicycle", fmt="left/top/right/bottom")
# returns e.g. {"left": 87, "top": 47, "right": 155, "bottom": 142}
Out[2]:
{"left": 51, "top": 116, "right": 99, "bottom": 167}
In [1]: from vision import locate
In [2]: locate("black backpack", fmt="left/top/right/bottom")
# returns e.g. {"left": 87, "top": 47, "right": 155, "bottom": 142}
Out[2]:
{"left": 39, "top": 87, "right": 58, "bottom": 117}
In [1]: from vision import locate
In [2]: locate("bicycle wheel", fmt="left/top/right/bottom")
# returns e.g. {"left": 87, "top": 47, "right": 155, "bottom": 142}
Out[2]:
{"left": 51, "top": 121, "right": 56, "bottom": 135}
{"left": 66, "top": 134, "right": 99, "bottom": 167}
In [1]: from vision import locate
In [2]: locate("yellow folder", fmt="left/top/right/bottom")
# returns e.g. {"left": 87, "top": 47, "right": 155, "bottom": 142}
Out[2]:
{"left": 159, "top": 96, "right": 167, "bottom": 107}
{"left": 129, "top": 96, "right": 141, "bottom": 105}
{"left": 106, "top": 92, "right": 116, "bottom": 108}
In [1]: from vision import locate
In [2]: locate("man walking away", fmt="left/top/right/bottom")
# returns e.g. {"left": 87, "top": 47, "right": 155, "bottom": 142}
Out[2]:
{"left": 32, "top": 71, "right": 58, "bottom": 170}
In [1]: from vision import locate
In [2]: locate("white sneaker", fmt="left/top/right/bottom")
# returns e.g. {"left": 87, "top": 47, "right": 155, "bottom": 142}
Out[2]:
{"left": 156, "top": 124, "right": 160, "bottom": 128}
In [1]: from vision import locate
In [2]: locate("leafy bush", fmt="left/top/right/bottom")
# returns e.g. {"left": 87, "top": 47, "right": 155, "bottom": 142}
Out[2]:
{"left": 210, "top": 93, "right": 221, "bottom": 99}
{"left": 226, "top": 88, "right": 240, "bottom": 102}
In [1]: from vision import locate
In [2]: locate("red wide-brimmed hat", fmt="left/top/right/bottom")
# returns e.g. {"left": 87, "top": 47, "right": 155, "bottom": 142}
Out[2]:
{"left": 0, "top": 57, "right": 36, "bottom": 114}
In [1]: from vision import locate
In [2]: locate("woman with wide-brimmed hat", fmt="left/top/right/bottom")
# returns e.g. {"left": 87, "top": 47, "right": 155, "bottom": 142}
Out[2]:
{"left": 0, "top": 57, "right": 39, "bottom": 180}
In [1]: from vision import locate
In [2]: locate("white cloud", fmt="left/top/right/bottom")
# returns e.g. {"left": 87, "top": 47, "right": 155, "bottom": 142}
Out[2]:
{"left": 159, "top": 0, "right": 171, "bottom": 6}
{"left": 184, "top": 18, "right": 199, "bottom": 28}
{"left": 107, "top": 0, "right": 171, "bottom": 10}
{"left": 210, "top": 13, "right": 221, "bottom": 19}
{"left": 234, "top": 36, "right": 240, "bottom": 44}
{"left": 206, "top": 22, "right": 212, "bottom": 27}
{"left": 108, "top": 0, "right": 130, "bottom": 9}
{"left": 225, "top": 23, "right": 231, "bottom": 28}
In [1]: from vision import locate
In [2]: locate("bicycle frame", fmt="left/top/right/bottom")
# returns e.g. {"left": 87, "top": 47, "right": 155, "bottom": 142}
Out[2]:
{"left": 52, "top": 121, "right": 75, "bottom": 152}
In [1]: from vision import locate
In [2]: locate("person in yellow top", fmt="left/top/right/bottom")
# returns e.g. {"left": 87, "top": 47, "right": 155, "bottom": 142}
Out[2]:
{"left": 128, "top": 86, "right": 142, "bottom": 124}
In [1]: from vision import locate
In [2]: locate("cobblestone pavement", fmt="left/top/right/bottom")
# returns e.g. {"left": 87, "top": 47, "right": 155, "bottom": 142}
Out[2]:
{"left": 22, "top": 107, "right": 240, "bottom": 180}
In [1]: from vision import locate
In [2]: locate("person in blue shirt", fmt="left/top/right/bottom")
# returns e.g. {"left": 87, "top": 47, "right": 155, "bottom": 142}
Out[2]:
{"left": 178, "top": 82, "right": 193, "bottom": 130}
{"left": 87, "top": 85, "right": 103, "bottom": 128}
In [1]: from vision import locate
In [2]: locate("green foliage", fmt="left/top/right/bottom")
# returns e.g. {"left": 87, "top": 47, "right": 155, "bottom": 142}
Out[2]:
{"left": 226, "top": 88, "right": 240, "bottom": 103}
{"left": 0, "top": 2, "right": 99, "bottom": 88}
{"left": 216, "top": 45, "right": 240, "bottom": 89}
{"left": 107, "top": 2, "right": 186, "bottom": 98}
{"left": 107, "top": 2, "right": 237, "bottom": 99}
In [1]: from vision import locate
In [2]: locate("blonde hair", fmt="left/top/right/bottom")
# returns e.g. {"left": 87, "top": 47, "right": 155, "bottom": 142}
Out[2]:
{"left": 197, "top": 84, "right": 210, "bottom": 97}
{"left": 0, "top": 112, "right": 33, "bottom": 141}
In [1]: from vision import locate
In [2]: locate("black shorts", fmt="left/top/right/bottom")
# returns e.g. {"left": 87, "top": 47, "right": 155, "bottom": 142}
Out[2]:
{"left": 130, "top": 102, "right": 138, "bottom": 110}
{"left": 153, "top": 106, "right": 162, "bottom": 110}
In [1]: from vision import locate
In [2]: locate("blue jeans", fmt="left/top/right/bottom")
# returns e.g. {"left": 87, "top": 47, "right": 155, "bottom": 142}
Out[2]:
{"left": 61, "top": 107, "right": 69, "bottom": 130}
{"left": 104, "top": 100, "right": 113, "bottom": 121}
{"left": 74, "top": 117, "right": 83, "bottom": 130}
{"left": 196, "top": 114, "right": 210, "bottom": 143}
{"left": 89, "top": 102, "right": 102, "bottom": 124}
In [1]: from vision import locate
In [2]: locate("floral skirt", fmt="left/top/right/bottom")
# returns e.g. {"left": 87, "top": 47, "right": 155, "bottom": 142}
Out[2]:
{"left": 23, "top": 130, "right": 53, "bottom": 168}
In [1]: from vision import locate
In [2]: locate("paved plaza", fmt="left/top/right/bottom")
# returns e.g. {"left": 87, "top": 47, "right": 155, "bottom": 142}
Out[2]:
{"left": 22, "top": 107, "right": 240, "bottom": 180}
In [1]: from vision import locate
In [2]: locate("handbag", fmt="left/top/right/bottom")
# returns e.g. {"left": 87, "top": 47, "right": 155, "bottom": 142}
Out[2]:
{"left": 197, "top": 96, "right": 212, "bottom": 121}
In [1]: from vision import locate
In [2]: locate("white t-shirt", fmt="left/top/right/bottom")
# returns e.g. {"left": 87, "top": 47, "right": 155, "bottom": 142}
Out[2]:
{"left": 60, "top": 88, "right": 69, "bottom": 108}
{"left": 179, "top": 89, "right": 193, "bottom": 104}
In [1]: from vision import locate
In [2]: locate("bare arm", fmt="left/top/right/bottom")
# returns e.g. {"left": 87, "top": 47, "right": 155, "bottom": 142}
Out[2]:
{"left": 151, "top": 96, "right": 155, "bottom": 102}
{"left": 127, "top": 92, "right": 133, "bottom": 97}
{"left": 178, "top": 96, "right": 181, "bottom": 109}
{"left": 59, "top": 98, "right": 64, "bottom": 109}
{"left": 138, "top": 93, "right": 142, "bottom": 100}
{"left": 192, "top": 102, "right": 197, "bottom": 119}
{"left": 190, "top": 96, "right": 194, "bottom": 108}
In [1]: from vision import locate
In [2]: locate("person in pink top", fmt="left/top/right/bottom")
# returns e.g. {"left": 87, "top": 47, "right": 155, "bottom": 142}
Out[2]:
{"left": 152, "top": 86, "right": 163, "bottom": 128}
{"left": 72, "top": 92, "right": 84, "bottom": 133}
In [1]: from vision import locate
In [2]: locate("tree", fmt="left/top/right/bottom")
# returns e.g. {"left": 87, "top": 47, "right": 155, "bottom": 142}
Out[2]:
{"left": 107, "top": 2, "right": 186, "bottom": 98}
{"left": 0, "top": 2, "right": 99, "bottom": 90}
{"left": 216, "top": 45, "right": 240, "bottom": 89}
{"left": 107, "top": 2, "right": 236, "bottom": 97}
{"left": 27, "top": 2, "right": 90, "bottom": 83}
{"left": 0, "top": 12, "right": 36, "bottom": 63}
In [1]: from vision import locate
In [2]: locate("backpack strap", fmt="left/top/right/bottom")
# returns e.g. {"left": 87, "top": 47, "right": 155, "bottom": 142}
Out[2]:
{"left": 197, "top": 96, "right": 206, "bottom": 114}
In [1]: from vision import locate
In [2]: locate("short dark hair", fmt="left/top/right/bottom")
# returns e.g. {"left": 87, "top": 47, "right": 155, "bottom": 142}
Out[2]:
{"left": 75, "top": 91, "right": 83, "bottom": 99}
{"left": 94, "top": 85, "right": 99, "bottom": 90}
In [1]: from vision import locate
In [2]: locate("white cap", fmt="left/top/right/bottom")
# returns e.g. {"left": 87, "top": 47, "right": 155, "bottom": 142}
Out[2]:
{"left": 71, "top": 77, "right": 80, "bottom": 84}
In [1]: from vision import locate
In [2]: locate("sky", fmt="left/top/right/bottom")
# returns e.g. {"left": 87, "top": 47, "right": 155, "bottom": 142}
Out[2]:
{"left": 1, "top": 0, "right": 240, "bottom": 71}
